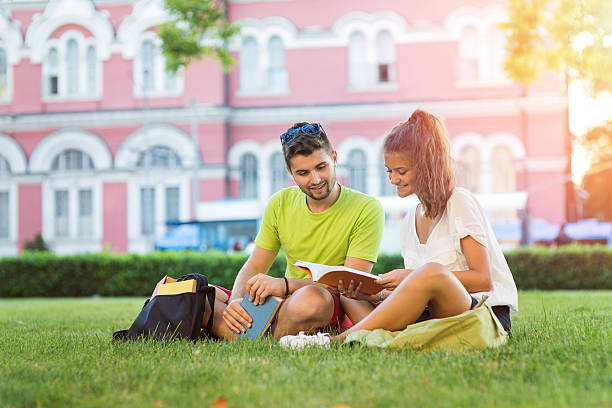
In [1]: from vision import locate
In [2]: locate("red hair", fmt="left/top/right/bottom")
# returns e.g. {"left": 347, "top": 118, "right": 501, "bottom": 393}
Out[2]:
{"left": 383, "top": 109, "right": 455, "bottom": 218}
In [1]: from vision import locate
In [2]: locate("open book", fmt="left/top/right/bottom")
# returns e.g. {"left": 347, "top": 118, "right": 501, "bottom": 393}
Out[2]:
{"left": 294, "top": 261, "right": 383, "bottom": 295}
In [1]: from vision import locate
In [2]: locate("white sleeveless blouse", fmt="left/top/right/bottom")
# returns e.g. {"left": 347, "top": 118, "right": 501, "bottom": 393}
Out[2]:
{"left": 399, "top": 187, "right": 518, "bottom": 313}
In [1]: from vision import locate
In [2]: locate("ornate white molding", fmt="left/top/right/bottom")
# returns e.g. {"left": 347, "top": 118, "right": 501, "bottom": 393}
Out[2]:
{"left": 235, "top": 16, "right": 298, "bottom": 49}
{"left": 0, "top": 96, "right": 568, "bottom": 132}
{"left": 115, "top": 123, "right": 197, "bottom": 168}
{"left": 524, "top": 157, "right": 568, "bottom": 172}
{"left": 332, "top": 11, "right": 408, "bottom": 45}
{"left": 116, "top": 0, "right": 168, "bottom": 59}
{"left": 25, "top": 0, "right": 114, "bottom": 63}
{"left": 0, "top": 11, "right": 24, "bottom": 65}
{"left": 445, "top": 5, "right": 507, "bottom": 38}
{"left": 29, "top": 128, "right": 112, "bottom": 172}
{"left": 0, "top": 133, "right": 27, "bottom": 173}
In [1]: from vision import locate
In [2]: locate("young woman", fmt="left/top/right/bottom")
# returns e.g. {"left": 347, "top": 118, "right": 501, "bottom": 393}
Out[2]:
{"left": 280, "top": 109, "right": 518, "bottom": 348}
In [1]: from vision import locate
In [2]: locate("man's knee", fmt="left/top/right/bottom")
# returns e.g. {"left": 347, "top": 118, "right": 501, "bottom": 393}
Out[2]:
{"left": 284, "top": 285, "right": 334, "bottom": 324}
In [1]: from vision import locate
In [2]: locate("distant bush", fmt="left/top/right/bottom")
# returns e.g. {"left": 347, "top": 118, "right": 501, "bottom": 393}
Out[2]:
{"left": 0, "top": 245, "right": 610, "bottom": 297}
{"left": 22, "top": 234, "right": 50, "bottom": 252}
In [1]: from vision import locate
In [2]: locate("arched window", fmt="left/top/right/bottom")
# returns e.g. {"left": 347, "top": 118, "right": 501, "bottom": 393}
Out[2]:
{"left": 0, "top": 48, "right": 7, "bottom": 99}
{"left": 51, "top": 149, "right": 94, "bottom": 172}
{"left": 47, "top": 47, "right": 59, "bottom": 96}
{"left": 135, "top": 146, "right": 182, "bottom": 236}
{"left": 240, "top": 153, "right": 258, "bottom": 199}
{"left": 240, "top": 37, "right": 259, "bottom": 91}
{"left": 347, "top": 149, "right": 367, "bottom": 193}
{"left": 459, "top": 26, "right": 479, "bottom": 82}
{"left": 86, "top": 45, "right": 97, "bottom": 95}
{"left": 268, "top": 36, "right": 287, "bottom": 90}
{"left": 375, "top": 30, "right": 395, "bottom": 83}
{"left": 380, "top": 163, "right": 396, "bottom": 196}
{"left": 50, "top": 149, "right": 95, "bottom": 238}
{"left": 348, "top": 31, "right": 367, "bottom": 87}
{"left": 141, "top": 40, "right": 155, "bottom": 93}
{"left": 0, "top": 155, "right": 10, "bottom": 176}
{"left": 0, "top": 155, "right": 10, "bottom": 239}
{"left": 488, "top": 27, "right": 507, "bottom": 82}
{"left": 270, "top": 152, "right": 287, "bottom": 194}
{"left": 136, "top": 146, "right": 182, "bottom": 169}
{"left": 66, "top": 39, "right": 79, "bottom": 95}
{"left": 456, "top": 145, "right": 481, "bottom": 193}
{"left": 491, "top": 146, "right": 516, "bottom": 193}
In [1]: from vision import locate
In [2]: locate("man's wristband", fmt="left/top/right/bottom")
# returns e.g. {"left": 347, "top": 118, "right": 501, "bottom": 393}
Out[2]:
{"left": 283, "top": 277, "right": 289, "bottom": 297}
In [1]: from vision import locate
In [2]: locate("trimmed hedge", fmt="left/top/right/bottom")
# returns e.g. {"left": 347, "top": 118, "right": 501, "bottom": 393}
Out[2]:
{"left": 0, "top": 245, "right": 610, "bottom": 297}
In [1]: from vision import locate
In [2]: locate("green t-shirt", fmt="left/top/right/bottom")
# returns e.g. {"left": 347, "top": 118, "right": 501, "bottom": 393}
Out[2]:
{"left": 255, "top": 185, "right": 385, "bottom": 279}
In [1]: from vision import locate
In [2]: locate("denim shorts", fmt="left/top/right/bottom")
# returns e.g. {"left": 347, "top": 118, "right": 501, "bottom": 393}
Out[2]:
{"left": 415, "top": 296, "right": 511, "bottom": 332}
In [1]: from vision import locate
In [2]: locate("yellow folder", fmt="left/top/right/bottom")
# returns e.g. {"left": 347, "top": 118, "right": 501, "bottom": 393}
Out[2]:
{"left": 156, "top": 279, "right": 197, "bottom": 296}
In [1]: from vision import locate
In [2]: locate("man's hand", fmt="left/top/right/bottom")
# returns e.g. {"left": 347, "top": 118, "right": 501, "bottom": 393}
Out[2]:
{"left": 222, "top": 298, "right": 252, "bottom": 334}
{"left": 338, "top": 279, "right": 379, "bottom": 302}
{"left": 246, "top": 274, "right": 286, "bottom": 305}
{"left": 376, "top": 269, "right": 412, "bottom": 290}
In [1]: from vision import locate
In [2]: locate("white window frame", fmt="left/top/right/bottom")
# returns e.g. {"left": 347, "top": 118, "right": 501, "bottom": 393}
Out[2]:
{"left": 236, "top": 34, "right": 290, "bottom": 97}
{"left": 269, "top": 151, "right": 287, "bottom": 195}
{"left": 267, "top": 35, "right": 288, "bottom": 91}
{"left": 127, "top": 171, "right": 190, "bottom": 253}
{"left": 42, "top": 171, "right": 103, "bottom": 254}
{"left": 0, "top": 44, "right": 13, "bottom": 104}
{"left": 133, "top": 32, "right": 183, "bottom": 98}
{"left": 41, "top": 30, "right": 102, "bottom": 101}
{"left": 0, "top": 181, "right": 17, "bottom": 257}
{"left": 240, "top": 153, "right": 259, "bottom": 199}
{"left": 375, "top": 30, "right": 396, "bottom": 84}
{"left": 0, "top": 135, "right": 26, "bottom": 256}
{"left": 346, "top": 29, "right": 399, "bottom": 92}
{"left": 347, "top": 149, "right": 368, "bottom": 193}
{"left": 448, "top": 9, "right": 513, "bottom": 88}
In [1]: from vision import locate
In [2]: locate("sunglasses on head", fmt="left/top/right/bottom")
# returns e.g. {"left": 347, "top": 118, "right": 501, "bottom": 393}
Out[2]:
{"left": 280, "top": 123, "right": 324, "bottom": 145}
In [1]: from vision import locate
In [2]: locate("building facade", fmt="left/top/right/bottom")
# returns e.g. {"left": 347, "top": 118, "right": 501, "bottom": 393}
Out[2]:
{"left": 0, "top": 0, "right": 570, "bottom": 256}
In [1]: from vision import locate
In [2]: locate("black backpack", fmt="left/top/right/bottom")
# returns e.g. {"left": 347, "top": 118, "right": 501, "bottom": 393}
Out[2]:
{"left": 113, "top": 273, "right": 215, "bottom": 342}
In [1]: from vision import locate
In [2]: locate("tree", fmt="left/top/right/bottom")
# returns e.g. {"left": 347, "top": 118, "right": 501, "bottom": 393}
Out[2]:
{"left": 581, "top": 121, "right": 612, "bottom": 221}
{"left": 502, "top": 0, "right": 612, "bottom": 94}
{"left": 159, "top": 0, "right": 241, "bottom": 73}
{"left": 502, "top": 0, "right": 612, "bottom": 223}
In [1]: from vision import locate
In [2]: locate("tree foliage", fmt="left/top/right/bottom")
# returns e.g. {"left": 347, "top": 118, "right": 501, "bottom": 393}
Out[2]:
{"left": 581, "top": 121, "right": 612, "bottom": 221}
{"left": 159, "top": 0, "right": 240, "bottom": 73}
{"left": 502, "top": 0, "right": 612, "bottom": 94}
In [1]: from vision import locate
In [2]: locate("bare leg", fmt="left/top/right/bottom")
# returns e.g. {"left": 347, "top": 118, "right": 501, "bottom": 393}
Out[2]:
{"left": 271, "top": 285, "right": 335, "bottom": 339}
{"left": 203, "top": 285, "right": 336, "bottom": 340}
{"left": 202, "top": 299, "right": 237, "bottom": 339}
{"left": 332, "top": 263, "right": 472, "bottom": 343}
{"left": 340, "top": 297, "right": 375, "bottom": 324}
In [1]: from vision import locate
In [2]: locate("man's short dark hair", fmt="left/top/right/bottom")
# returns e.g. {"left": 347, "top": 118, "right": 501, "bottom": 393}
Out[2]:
{"left": 282, "top": 122, "right": 333, "bottom": 169}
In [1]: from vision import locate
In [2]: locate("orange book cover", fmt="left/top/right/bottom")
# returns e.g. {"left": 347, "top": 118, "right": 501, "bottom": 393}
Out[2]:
{"left": 294, "top": 261, "right": 383, "bottom": 295}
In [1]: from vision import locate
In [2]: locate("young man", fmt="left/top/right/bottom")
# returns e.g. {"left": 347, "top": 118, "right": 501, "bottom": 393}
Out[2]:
{"left": 208, "top": 122, "right": 384, "bottom": 339}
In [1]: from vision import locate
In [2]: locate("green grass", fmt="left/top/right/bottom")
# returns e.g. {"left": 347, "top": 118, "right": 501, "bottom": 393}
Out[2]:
{"left": 1, "top": 291, "right": 610, "bottom": 408}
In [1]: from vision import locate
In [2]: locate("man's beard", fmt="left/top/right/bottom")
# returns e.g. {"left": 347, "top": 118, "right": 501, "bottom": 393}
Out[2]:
{"left": 300, "top": 178, "right": 335, "bottom": 201}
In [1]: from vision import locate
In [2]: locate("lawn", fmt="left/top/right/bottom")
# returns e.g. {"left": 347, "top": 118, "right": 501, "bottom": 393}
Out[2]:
{"left": 1, "top": 291, "right": 610, "bottom": 408}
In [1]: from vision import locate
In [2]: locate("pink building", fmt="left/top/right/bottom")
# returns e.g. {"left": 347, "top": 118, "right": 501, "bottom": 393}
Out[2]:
{"left": 0, "top": 0, "right": 570, "bottom": 256}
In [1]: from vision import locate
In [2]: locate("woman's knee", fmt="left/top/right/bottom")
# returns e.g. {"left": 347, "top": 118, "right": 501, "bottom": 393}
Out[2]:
{"left": 410, "top": 262, "right": 456, "bottom": 287}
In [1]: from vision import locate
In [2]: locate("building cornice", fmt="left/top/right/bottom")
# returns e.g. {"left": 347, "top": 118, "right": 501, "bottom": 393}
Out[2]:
{"left": 0, "top": 95, "right": 567, "bottom": 131}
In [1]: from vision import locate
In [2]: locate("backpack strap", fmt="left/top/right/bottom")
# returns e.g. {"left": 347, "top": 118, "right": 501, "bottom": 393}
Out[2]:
{"left": 201, "top": 285, "right": 215, "bottom": 334}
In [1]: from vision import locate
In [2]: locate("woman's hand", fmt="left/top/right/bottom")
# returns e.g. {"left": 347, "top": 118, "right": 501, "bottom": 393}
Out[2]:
{"left": 376, "top": 269, "right": 412, "bottom": 290}
{"left": 246, "top": 274, "right": 285, "bottom": 305}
